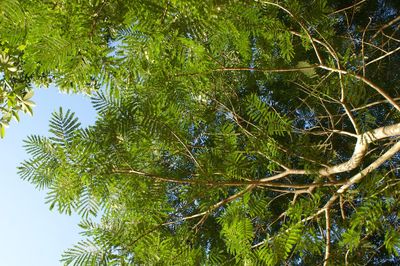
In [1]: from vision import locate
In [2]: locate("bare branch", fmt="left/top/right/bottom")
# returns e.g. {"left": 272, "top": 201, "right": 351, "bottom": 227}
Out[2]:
{"left": 319, "top": 122, "right": 400, "bottom": 176}
{"left": 163, "top": 123, "right": 203, "bottom": 171}
{"left": 113, "top": 168, "right": 345, "bottom": 188}
{"left": 382, "top": 30, "right": 400, "bottom": 43}
{"left": 316, "top": 140, "right": 400, "bottom": 221}
{"left": 323, "top": 207, "right": 331, "bottom": 266}
{"left": 351, "top": 97, "right": 400, "bottom": 111}
{"left": 297, "top": 128, "right": 358, "bottom": 138}
{"left": 340, "top": 195, "right": 346, "bottom": 220}
{"left": 365, "top": 46, "right": 400, "bottom": 66}
{"left": 329, "top": 0, "right": 366, "bottom": 15}
{"left": 215, "top": 65, "right": 318, "bottom": 73}
{"left": 291, "top": 30, "right": 361, "bottom": 134}
{"left": 318, "top": 65, "right": 400, "bottom": 112}
{"left": 372, "top": 15, "right": 400, "bottom": 39}
{"left": 254, "top": 140, "right": 400, "bottom": 249}
{"left": 342, "top": 103, "right": 360, "bottom": 135}
{"left": 361, "top": 18, "right": 372, "bottom": 76}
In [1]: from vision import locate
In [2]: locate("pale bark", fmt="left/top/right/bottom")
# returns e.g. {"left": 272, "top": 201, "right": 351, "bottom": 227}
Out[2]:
{"left": 297, "top": 140, "right": 400, "bottom": 227}
{"left": 252, "top": 140, "right": 400, "bottom": 249}
{"left": 318, "top": 122, "right": 400, "bottom": 176}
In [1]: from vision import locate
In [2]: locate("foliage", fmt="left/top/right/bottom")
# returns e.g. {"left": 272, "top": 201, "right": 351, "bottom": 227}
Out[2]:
{"left": 17, "top": 0, "right": 400, "bottom": 265}
{"left": 0, "top": 0, "right": 127, "bottom": 136}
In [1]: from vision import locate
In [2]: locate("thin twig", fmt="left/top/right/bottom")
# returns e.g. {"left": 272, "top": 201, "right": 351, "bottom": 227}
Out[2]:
{"left": 215, "top": 65, "right": 318, "bottom": 73}
{"left": 365, "top": 46, "right": 400, "bottom": 66}
{"left": 113, "top": 168, "right": 345, "bottom": 188}
{"left": 361, "top": 18, "right": 372, "bottom": 77}
{"left": 318, "top": 65, "right": 400, "bottom": 112}
{"left": 351, "top": 97, "right": 400, "bottom": 111}
{"left": 382, "top": 31, "right": 400, "bottom": 43}
{"left": 372, "top": 15, "right": 400, "bottom": 39}
{"left": 295, "top": 128, "right": 358, "bottom": 138}
{"left": 292, "top": 29, "right": 362, "bottom": 134}
{"left": 329, "top": 0, "right": 366, "bottom": 15}
{"left": 363, "top": 41, "right": 389, "bottom": 54}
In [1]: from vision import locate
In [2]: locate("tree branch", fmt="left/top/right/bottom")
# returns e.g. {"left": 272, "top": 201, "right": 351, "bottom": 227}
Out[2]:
{"left": 372, "top": 15, "right": 400, "bottom": 39}
{"left": 112, "top": 168, "right": 343, "bottom": 188}
{"left": 252, "top": 141, "right": 400, "bottom": 249}
{"left": 318, "top": 122, "right": 400, "bottom": 176}
{"left": 323, "top": 207, "right": 331, "bottom": 266}
{"left": 307, "top": 140, "right": 400, "bottom": 224}
{"left": 365, "top": 46, "right": 400, "bottom": 67}
{"left": 329, "top": 0, "right": 366, "bottom": 15}
{"left": 318, "top": 65, "right": 400, "bottom": 112}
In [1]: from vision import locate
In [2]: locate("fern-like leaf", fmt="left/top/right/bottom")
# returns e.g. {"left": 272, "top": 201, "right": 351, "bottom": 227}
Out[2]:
{"left": 61, "top": 239, "right": 109, "bottom": 266}
{"left": 49, "top": 107, "right": 81, "bottom": 146}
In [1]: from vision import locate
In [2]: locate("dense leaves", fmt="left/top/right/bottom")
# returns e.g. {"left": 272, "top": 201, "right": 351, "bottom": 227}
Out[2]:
{"left": 16, "top": 0, "right": 400, "bottom": 265}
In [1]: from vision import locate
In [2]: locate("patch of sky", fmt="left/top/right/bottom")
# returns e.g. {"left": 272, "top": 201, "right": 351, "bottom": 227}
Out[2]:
{"left": 294, "top": 108, "right": 317, "bottom": 130}
{"left": 0, "top": 86, "right": 96, "bottom": 266}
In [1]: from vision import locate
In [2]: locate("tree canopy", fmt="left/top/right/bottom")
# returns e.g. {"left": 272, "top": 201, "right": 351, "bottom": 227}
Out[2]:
{"left": 13, "top": 0, "right": 400, "bottom": 265}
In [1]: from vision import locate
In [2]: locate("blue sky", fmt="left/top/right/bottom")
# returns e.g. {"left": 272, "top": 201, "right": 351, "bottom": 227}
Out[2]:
{"left": 0, "top": 87, "right": 96, "bottom": 266}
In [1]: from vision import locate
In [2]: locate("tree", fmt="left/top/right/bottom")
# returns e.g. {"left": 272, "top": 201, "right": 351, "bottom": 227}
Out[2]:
{"left": 18, "top": 0, "right": 400, "bottom": 265}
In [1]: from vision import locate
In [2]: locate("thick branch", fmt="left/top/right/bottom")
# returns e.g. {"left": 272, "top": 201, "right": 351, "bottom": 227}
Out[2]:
{"left": 318, "top": 122, "right": 400, "bottom": 176}
{"left": 253, "top": 141, "right": 400, "bottom": 249}
{"left": 310, "top": 140, "right": 400, "bottom": 222}
{"left": 116, "top": 123, "right": 400, "bottom": 184}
